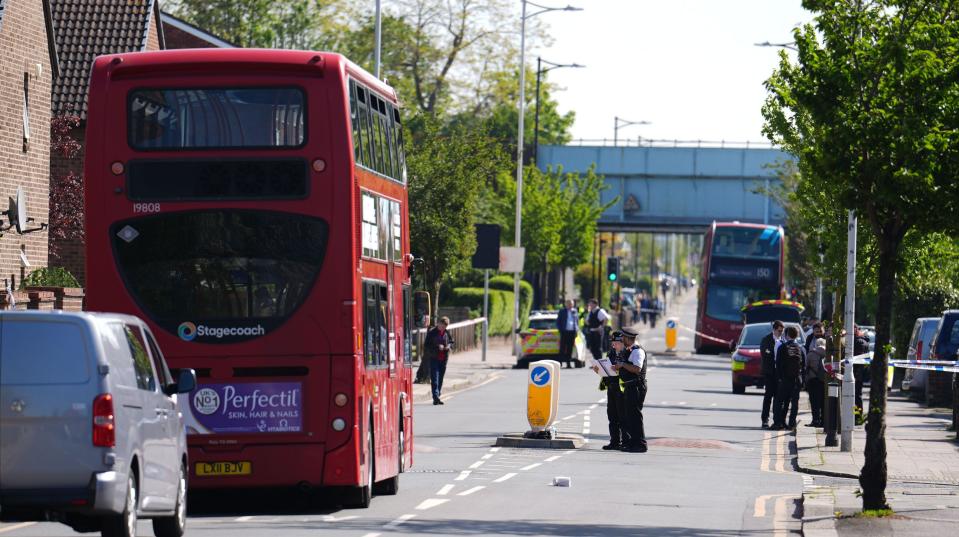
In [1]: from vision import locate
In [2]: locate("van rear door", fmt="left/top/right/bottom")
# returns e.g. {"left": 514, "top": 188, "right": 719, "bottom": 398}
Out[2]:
{"left": 0, "top": 316, "right": 100, "bottom": 489}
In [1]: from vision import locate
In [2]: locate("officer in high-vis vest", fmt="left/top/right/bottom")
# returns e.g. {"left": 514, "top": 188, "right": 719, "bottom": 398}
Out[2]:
{"left": 598, "top": 331, "right": 628, "bottom": 450}
{"left": 585, "top": 298, "right": 609, "bottom": 363}
{"left": 612, "top": 327, "right": 648, "bottom": 453}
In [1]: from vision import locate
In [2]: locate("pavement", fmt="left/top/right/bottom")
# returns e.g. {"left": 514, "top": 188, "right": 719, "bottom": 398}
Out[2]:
{"left": 797, "top": 391, "right": 959, "bottom": 536}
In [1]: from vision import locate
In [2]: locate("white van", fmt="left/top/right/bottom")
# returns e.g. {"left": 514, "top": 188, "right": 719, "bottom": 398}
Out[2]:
{"left": 0, "top": 311, "right": 196, "bottom": 537}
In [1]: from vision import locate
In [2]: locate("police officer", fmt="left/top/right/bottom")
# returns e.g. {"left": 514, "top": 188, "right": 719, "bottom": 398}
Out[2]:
{"left": 584, "top": 298, "right": 609, "bottom": 362}
{"left": 613, "top": 327, "right": 648, "bottom": 453}
{"left": 597, "top": 331, "right": 628, "bottom": 451}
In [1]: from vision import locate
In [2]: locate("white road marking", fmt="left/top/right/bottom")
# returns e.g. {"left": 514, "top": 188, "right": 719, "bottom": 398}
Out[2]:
{"left": 235, "top": 516, "right": 254, "bottom": 522}
{"left": 562, "top": 414, "right": 576, "bottom": 420}
{"left": 469, "top": 461, "right": 485, "bottom": 469}
{"left": 545, "top": 455, "right": 561, "bottom": 462}
{"left": 678, "top": 401, "right": 687, "bottom": 405}
{"left": 710, "top": 402, "right": 717, "bottom": 407}
{"left": 582, "top": 428, "right": 590, "bottom": 435}
{"left": 589, "top": 404, "right": 598, "bottom": 409}
{"left": 521, "top": 463, "right": 542, "bottom": 471}
{"left": 490, "top": 447, "right": 501, "bottom": 452}
{"left": 360, "top": 533, "right": 381, "bottom": 537}
{"left": 458, "top": 486, "right": 485, "bottom": 496}
{"left": 455, "top": 470, "right": 471, "bottom": 481}
{"left": 599, "top": 397, "right": 607, "bottom": 403}
{"left": 494, "top": 472, "right": 518, "bottom": 483}
{"left": 384, "top": 514, "right": 416, "bottom": 528}
{"left": 0, "top": 523, "right": 36, "bottom": 534}
{"left": 415, "top": 498, "right": 450, "bottom": 510}
{"left": 481, "top": 454, "right": 493, "bottom": 460}
{"left": 564, "top": 450, "right": 575, "bottom": 455}
{"left": 437, "top": 484, "right": 454, "bottom": 496}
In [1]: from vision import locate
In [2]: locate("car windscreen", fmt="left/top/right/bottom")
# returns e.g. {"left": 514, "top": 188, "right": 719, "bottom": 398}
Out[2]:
{"left": 528, "top": 319, "right": 555, "bottom": 330}
{"left": 0, "top": 319, "right": 90, "bottom": 385}
{"left": 128, "top": 87, "right": 305, "bottom": 149}
{"left": 738, "top": 324, "right": 771, "bottom": 347}
{"left": 743, "top": 305, "right": 802, "bottom": 324}
{"left": 705, "top": 284, "right": 779, "bottom": 323}
{"left": 112, "top": 210, "right": 328, "bottom": 343}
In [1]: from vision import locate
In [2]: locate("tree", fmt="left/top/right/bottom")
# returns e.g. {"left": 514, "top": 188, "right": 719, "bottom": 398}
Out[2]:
{"left": 763, "top": 0, "right": 959, "bottom": 510}
{"left": 49, "top": 114, "right": 84, "bottom": 258}
{"left": 555, "top": 166, "right": 615, "bottom": 288}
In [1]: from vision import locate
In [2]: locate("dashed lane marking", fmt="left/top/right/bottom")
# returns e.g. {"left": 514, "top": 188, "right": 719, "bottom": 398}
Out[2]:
{"left": 469, "top": 461, "right": 485, "bottom": 469}
{"left": 360, "top": 533, "right": 381, "bottom": 537}
{"left": 561, "top": 414, "right": 576, "bottom": 420}
{"left": 521, "top": 463, "right": 542, "bottom": 471}
{"left": 455, "top": 470, "right": 471, "bottom": 481}
{"left": 235, "top": 516, "right": 254, "bottom": 522}
{"left": 490, "top": 447, "right": 501, "bottom": 452}
{"left": 415, "top": 498, "right": 450, "bottom": 510}
{"left": 384, "top": 514, "right": 416, "bottom": 528}
{"left": 545, "top": 455, "right": 561, "bottom": 462}
{"left": 458, "top": 486, "right": 485, "bottom": 496}
{"left": 481, "top": 454, "right": 493, "bottom": 460}
{"left": 589, "top": 404, "right": 598, "bottom": 409}
{"left": 437, "top": 484, "right": 454, "bottom": 496}
{"left": 494, "top": 473, "right": 517, "bottom": 483}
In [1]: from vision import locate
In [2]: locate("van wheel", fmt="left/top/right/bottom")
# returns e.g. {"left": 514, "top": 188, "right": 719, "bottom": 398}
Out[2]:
{"left": 153, "top": 464, "right": 187, "bottom": 537}
{"left": 346, "top": 425, "right": 373, "bottom": 508}
{"left": 102, "top": 475, "right": 137, "bottom": 537}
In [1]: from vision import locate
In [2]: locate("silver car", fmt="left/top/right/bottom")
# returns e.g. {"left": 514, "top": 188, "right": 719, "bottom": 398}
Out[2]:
{"left": 0, "top": 311, "right": 196, "bottom": 537}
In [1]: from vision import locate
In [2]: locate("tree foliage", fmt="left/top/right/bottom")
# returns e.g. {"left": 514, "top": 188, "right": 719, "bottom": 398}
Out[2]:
{"left": 49, "top": 114, "right": 84, "bottom": 257}
{"left": 763, "top": 0, "right": 959, "bottom": 511}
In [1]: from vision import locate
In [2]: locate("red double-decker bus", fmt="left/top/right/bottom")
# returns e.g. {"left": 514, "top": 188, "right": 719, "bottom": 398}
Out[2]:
{"left": 84, "top": 49, "right": 415, "bottom": 507}
{"left": 694, "top": 222, "right": 785, "bottom": 353}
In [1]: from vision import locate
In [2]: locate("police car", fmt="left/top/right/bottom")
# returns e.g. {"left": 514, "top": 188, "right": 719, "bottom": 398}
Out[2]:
{"left": 517, "top": 311, "right": 587, "bottom": 368}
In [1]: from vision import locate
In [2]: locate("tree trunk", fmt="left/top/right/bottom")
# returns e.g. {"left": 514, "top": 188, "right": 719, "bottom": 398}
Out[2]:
{"left": 859, "top": 234, "right": 901, "bottom": 511}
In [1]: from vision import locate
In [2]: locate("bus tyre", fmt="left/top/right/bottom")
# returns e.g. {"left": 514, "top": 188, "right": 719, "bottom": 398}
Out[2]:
{"left": 347, "top": 427, "right": 374, "bottom": 508}
{"left": 153, "top": 464, "right": 187, "bottom": 537}
{"left": 374, "top": 423, "right": 401, "bottom": 496}
{"left": 102, "top": 475, "right": 137, "bottom": 537}
{"left": 732, "top": 381, "right": 746, "bottom": 394}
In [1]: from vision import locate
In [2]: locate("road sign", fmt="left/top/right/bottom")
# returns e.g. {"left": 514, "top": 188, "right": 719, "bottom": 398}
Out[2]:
{"left": 527, "top": 360, "right": 560, "bottom": 432}
{"left": 499, "top": 246, "right": 525, "bottom": 273}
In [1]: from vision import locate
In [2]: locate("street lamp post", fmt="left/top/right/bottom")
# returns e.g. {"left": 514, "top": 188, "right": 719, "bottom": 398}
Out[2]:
{"left": 513, "top": 1, "right": 581, "bottom": 354}
{"left": 613, "top": 116, "right": 651, "bottom": 146}
{"left": 533, "top": 57, "right": 584, "bottom": 164}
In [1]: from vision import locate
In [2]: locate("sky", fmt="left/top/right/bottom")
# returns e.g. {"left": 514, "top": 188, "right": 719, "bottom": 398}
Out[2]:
{"left": 533, "top": 0, "right": 813, "bottom": 144}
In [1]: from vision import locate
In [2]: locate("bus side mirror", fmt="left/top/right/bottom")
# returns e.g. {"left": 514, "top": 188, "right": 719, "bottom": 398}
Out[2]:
{"left": 413, "top": 291, "right": 431, "bottom": 328}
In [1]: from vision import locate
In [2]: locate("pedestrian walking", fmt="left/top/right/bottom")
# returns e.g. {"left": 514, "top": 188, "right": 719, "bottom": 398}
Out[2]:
{"left": 639, "top": 293, "right": 649, "bottom": 326}
{"left": 597, "top": 331, "right": 627, "bottom": 450}
{"left": 760, "top": 320, "right": 784, "bottom": 428}
{"left": 805, "top": 337, "right": 828, "bottom": 427}
{"left": 584, "top": 299, "right": 609, "bottom": 364}
{"left": 424, "top": 317, "right": 454, "bottom": 405}
{"left": 649, "top": 296, "right": 661, "bottom": 329}
{"left": 773, "top": 325, "right": 805, "bottom": 430}
{"left": 556, "top": 299, "right": 579, "bottom": 368}
{"left": 612, "top": 327, "right": 648, "bottom": 453}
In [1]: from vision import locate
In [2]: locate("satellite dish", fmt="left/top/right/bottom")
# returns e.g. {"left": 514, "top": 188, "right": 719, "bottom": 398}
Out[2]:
{"left": 2, "top": 186, "right": 46, "bottom": 235}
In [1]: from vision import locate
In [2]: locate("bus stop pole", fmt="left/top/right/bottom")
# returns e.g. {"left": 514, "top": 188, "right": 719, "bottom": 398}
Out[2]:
{"left": 483, "top": 269, "right": 489, "bottom": 362}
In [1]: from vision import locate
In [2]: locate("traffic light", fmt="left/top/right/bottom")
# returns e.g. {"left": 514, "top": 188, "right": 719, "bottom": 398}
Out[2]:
{"left": 607, "top": 256, "right": 620, "bottom": 282}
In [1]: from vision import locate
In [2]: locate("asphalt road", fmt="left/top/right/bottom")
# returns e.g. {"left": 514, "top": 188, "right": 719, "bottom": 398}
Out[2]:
{"left": 1, "top": 292, "right": 805, "bottom": 536}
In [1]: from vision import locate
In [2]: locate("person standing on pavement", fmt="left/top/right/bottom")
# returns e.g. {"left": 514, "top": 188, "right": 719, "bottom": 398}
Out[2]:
{"left": 805, "top": 338, "right": 828, "bottom": 427}
{"left": 852, "top": 325, "right": 870, "bottom": 419}
{"left": 585, "top": 299, "right": 609, "bottom": 364}
{"left": 597, "top": 331, "right": 628, "bottom": 451}
{"left": 612, "top": 327, "right": 648, "bottom": 453}
{"left": 760, "top": 320, "right": 785, "bottom": 429}
{"left": 649, "top": 296, "right": 661, "bottom": 329}
{"left": 773, "top": 325, "right": 805, "bottom": 430}
{"left": 805, "top": 322, "right": 825, "bottom": 353}
{"left": 556, "top": 299, "right": 580, "bottom": 368}
{"left": 424, "top": 317, "right": 454, "bottom": 405}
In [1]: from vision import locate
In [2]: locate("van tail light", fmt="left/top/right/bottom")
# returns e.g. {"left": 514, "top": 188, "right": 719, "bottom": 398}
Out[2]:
{"left": 916, "top": 341, "right": 923, "bottom": 361}
{"left": 93, "top": 394, "right": 116, "bottom": 447}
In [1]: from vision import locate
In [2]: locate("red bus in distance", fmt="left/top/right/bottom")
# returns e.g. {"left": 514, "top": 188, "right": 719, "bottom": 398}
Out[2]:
{"left": 695, "top": 222, "right": 785, "bottom": 354}
{"left": 84, "top": 49, "right": 415, "bottom": 507}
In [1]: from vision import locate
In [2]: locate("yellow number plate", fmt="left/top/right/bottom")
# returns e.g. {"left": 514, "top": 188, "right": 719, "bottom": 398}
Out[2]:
{"left": 195, "top": 461, "right": 251, "bottom": 477}
{"left": 731, "top": 361, "right": 745, "bottom": 371}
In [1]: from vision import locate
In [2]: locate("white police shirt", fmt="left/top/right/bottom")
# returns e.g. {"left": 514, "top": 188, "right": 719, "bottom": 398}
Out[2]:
{"left": 627, "top": 345, "right": 646, "bottom": 368}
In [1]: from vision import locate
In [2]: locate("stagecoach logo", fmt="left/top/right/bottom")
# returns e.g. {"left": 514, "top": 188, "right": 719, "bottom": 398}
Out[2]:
{"left": 193, "top": 388, "right": 220, "bottom": 415}
{"left": 177, "top": 321, "right": 266, "bottom": 341}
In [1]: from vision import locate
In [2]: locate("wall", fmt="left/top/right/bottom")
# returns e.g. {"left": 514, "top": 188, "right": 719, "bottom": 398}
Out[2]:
{"left": 0, "top": 0, "right": 53, "bottom": 289}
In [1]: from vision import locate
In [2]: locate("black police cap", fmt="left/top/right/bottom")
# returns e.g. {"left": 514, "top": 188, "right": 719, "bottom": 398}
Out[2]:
{"left": 610, "top": 331, "right": 624, "bottom": 342}
{"left": 621, "top": 327, "right": 639, "bottom": 338}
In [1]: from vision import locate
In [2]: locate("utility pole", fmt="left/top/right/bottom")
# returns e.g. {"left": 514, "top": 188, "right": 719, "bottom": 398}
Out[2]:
{"left": 841, "top": 211, "right": 857, "bottom": 452}
{"left": 373, "top": 0, "right": 382, "bottom": 78}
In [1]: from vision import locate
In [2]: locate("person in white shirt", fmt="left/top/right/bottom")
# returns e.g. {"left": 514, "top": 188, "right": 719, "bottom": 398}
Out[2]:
{"left": 612, "top": 327, "right": 648, "bottom": 453}
{"left": 584, "top": 299, "right": 609, "bottom": 363}
{"left": 555, "top": 299, "right": 580, "bottom": 367}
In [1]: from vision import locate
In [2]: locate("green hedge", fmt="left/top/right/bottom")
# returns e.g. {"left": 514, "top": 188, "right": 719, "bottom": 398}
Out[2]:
{"left": 488, "top": 275, "right": 533, "bottom": 328}
{"left": 21, "top": 267, "right": 80, "bottom": 289}
{"left": 446, "top": 287, "right": 514, "bottom": 336}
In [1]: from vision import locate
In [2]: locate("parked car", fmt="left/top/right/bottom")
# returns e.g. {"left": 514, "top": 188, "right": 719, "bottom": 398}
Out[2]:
{"left": 925, "top": 310, "right": 959, "bottom": 406}
{"left": 0, "top": 311, "right": 196, "bottom": 537}
{"left": 740, "top": 300, "right": 804, "bottom": 325}
{"left": 731, "top": 321, "right": 803, "bottom": 394}
{"left": 901, "top": 317, "right": 941, "bottom": 397}
{"left": 517, "top": 311, "right": 587, "bottom": 368}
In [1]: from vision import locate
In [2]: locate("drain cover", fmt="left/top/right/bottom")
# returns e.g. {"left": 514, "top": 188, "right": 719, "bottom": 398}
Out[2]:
{"left": 648, "top": 438, "right": 736, "bottom": 450}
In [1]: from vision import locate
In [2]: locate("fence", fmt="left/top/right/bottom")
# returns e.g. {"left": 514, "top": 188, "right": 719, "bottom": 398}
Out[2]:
{"left": 411, "top": 317, "right": 487, "bottom": 363}
{"left": 562, "top": 138, "right": 775, "bottom": 149}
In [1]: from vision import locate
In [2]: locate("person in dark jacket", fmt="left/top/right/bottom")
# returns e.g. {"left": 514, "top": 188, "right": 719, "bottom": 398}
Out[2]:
{"left": 556, "top": 299, "right": 579, "bottom": 368}
{"left": 760, "top": 320, "right": 785, "bottom": 429}
{"left": 805, "top": 338, "right": 828, "bottom": 427}
{"left": 612, "top": 327, "right": 648, "bottom": 453}
{"left": 424, "top": 317, "right": 454, "bottom": 405}
{"left": 598, "top": 331, "right": 627, "bottom": 450}
{"left": 852, "top": 325, "right": 870, "bottom": 415}
{"left": 773, "top": 325, "right": 806, "bottom": 430}
{"left": 805, "top": 322, "right": 825, "bottom": 353}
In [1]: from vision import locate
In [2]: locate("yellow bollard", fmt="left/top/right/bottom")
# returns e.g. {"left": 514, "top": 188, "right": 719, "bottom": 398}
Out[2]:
{"left": 527, "top": 360, "right": 560, "bottom": 433}
{"left": 665, "top": 317, "right": 678, "bottom": 352}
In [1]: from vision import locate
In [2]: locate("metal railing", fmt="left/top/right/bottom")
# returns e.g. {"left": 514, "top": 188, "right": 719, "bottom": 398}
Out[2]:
{"left": 411, "top": 317, "right": 487, "bottom": 363}
{"left": 559, "top": 138, "right": 775, "bottom": 149}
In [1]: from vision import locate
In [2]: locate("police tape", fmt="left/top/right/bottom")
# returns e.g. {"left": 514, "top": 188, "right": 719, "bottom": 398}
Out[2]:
{"left": 846, "top": 354, "right": 959, "bottom": 373}
{"left": 674, "top": 324, "right": 733, "bottom": 346}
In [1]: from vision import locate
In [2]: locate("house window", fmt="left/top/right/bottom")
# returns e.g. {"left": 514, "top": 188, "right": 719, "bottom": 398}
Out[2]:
{"left": 22, "top": 73, "right": 30, "bottom": 152}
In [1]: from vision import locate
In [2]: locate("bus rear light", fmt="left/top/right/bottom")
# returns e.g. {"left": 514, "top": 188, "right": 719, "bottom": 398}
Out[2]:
{"left": 331, "top": 418, "right": 347, "bottom": 431}
{"left": 92, "top": 394, "right": 116, "bottom": 447}
{"left": 334, "top": 393, "right": 348, "bottom": 407}
{"left": 110, "top": 162, "right": 124, "bottom": 175}
{"left": 312, "top": 159, "right": 326, "bottom": 172}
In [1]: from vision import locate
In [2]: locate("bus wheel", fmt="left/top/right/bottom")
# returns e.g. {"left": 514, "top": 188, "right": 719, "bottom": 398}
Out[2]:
{"left": 346, "top": 425, "right": 373, "bottom": 508}
{"left": 373, "top": 423, "right": 401, "bottom": 495}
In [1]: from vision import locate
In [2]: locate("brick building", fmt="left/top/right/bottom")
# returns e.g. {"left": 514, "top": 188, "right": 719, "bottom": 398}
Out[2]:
{"left": 0, "top": 0, "right": 59, "bottom": 291}
{"left": 161, "top": 11, "right": 236, "bottom": 49}
{"left": 48, "top": 0, "right": 165, "bottom": 285}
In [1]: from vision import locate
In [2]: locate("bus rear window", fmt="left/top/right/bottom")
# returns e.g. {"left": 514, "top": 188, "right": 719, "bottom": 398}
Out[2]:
{"left": 712, "top": 227, "right": 781, "bottom": 259}
{"left": 128, "top": 88, "right": 305, "bottom": 149}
